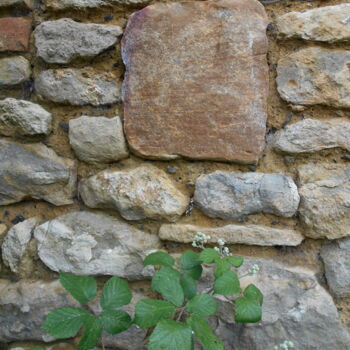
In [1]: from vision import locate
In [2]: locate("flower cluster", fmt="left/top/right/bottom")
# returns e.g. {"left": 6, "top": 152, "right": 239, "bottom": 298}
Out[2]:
{"left": 192, "top": 232, "right": 211, "bottom": 249}
{"left": 248, "top": 264, "right": 260, "bottom": 276}
{"left": 274, "top": 340, "right": 294, "bottom": 350}
{"left": 213, "top": 239, "right": 233, "bottom": 257}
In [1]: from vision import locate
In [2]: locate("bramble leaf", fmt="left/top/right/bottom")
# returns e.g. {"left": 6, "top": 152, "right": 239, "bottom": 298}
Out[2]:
{"left": 59, "top": 273, "right": 97, "bottom": 304}
{"left": 244, "top": 284, "right": 263, "bottom": 306}
{"left": 214, "top": 259, "right": 231, "bottom": 278}
{"left": 148, "top": 320, "right": 192, "bottom": 350}
{"left": 77, "top": 315, "right": 102, "bottom": 350}
{"left": 180, "top": 274, "right": 197, "bottom": 299}
{"left": 184, "top": 265, "right": 203, "bottom": 280}
{"left": 42, "top": 307, "right": 89, "bottom": 339}
{"left": 100, "top": 277, "right": 132, "bottom": 310}
{"left": 180, "top": 251, "right": 202, "bottom": 270}
{"left": 235, "top": 296, "right": 262, "bottom": 323}
{"left": 214, "top": 271, "right": 240, "bottom": 296}
{"left": 186, "top": 294, "right": 217, "bottom": 317}
{"left": 199, "top": 248, "right": 220, "bottom": 264}
{"left": 151, "top": 267, "right": 184, "bottom": 307}
{"left": 144, "top": 252, "right": 175, "bottom": 268}
{"left": 224, "top": 256, "right": 244, "bottom": 268}
{"left": 135, "top": 299, "right": 176, "bottom": 328}
{"left": 100, "top": 309, "right": 132, "bottom": 334}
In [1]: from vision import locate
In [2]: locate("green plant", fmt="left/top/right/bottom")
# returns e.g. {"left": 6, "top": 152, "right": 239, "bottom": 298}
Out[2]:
{"left": 42, "top": 233, "right": 263, "bottom": 350}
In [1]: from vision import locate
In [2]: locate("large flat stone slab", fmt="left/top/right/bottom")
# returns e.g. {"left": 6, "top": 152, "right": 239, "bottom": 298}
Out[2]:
{"left": 122, "top": 0, "right": 269, "bottom": 163}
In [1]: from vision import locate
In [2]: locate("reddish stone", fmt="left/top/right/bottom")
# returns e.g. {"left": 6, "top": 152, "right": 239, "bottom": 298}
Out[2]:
{"left": 0, "top": 18, "right": 32, "bottom": 52}
{"left": 122, "top": 0, "right": 269, "bottom": 164}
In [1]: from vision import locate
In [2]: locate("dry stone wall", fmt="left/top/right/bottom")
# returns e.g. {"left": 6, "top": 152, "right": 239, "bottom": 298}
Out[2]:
{"left": 0, "top": 0, "right": 350, "bottom": 349}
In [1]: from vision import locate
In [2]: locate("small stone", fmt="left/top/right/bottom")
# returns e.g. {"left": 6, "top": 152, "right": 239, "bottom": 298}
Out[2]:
{"left": 34, "top": 211, "right": 161, "bottom": 278}
{"left": 0, "top": 98, "right": 52, "bottom": 137}
{"left": 166, "top": 166, "right": 177, "bottom": 174}
{"left": 0, "top": 0, "right": 33, "bottom": 8}
{"left": 298, "top": 164, "right": 350, "bottom": 239}
{"left": 11, "top": 215, "right": 25, "bottom": 225}
{"left": 79, "top": 165, "right": 189, "bottom": 221}
{"left": 276, "top": 4, "right": 350, "bottom": 43}
{"left": 35, "top": 68, "right": 120, "bottom": 106}
{"left": 69, "top": 115, "right": 128, "bottom": 164}
{"left": 194, "top": 171, "right": 300, "bottom": 220}
{"left": 159, "top": 223, "right": 304, "bottom": 246}
{"left": 44, "top": 0, "right": 153, "bottom": 10}
{"left": 271, "top": 118, "right": 350, "bottom": 154}
{"left": 0, "top": 139, "right": 77, "bottom": 206}
{"left": 0, "top": 56, "right": 31, "bottom": 87}
{"left": 0, "top": 224, "right": 7, "bottom": 240}
{"left": 0, "top": 18, "right": 32, "bottom": 52}
{"left": 277, "top": 48, "right": 350, "bottom": 109}
{"left": 321, "top": 238, "right": 350, "bottom": 298}
{"left": 34, "top": 19, "right": 122, "bottom": 64}
{"left": 122, "top": 0, "right": 269, "bottom": 164}
{"left": 2, "top": 217, "right": 40, "bottom": 273}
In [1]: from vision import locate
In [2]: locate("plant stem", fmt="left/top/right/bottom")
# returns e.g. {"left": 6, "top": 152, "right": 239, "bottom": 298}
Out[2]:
{"left": 176, "top": 307, "right": 185, "bottom": 322}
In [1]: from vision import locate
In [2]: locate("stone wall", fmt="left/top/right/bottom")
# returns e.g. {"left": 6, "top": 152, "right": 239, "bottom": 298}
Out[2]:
{"left": 0, "top": 0, "right": 350, "bottom": 349}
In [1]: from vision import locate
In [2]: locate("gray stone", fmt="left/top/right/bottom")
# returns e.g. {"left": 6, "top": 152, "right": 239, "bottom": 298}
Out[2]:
{"left": 0, "top": 0, "right": 33, "bottom": 8}
{"left": 0, "top": 98, "right": 52, "bottom": 137}
{"left": 277, "top": 48, "right": 350, "bottom": 109}
{"left": 34, "top": 211, "right": 161, "bottom": 279}
{"left": 34, "top": 19, "right": 122, "bottom": 64}
{"left": 0, "top": 279, "right": 78, "bottom": 342}
{"left": 0, "top": 139, "right": 76, "bottom": 206}
{"left": 271, "top": 118, "right": 350, "bottom": 154}
{"left": 79, "top": 165, "right": 189, "bottom": 222}
{"left": 35, "top": 69, "right": 120, "bottom": 106}
{"left": 0, "top": 56, "right": 30, "bottom": 87}
{"left": 321, "top": 238, "right": 350, "bottom": 298}
{"left": 277, "top": 4, "right": 350, "bottom": 43}
{"left": 194, "top": 171, "right": 300, "bottom": 220}
{"left": 44, "top": 0, "right": 153, "bottom": 10}
{"left": 1, "top": 217, "right": 40, "bottom": 273}
{"left": 159, "top": 223, "right": 304, "bottom": 246}
{"left": 210, "top": 258, "right": 350, "bottom": 350}
{"left": 298, "top": 165, "right": 350, "bottom": 239}
{"left": 69, "top": 115, "right": 128, "bottom": 164}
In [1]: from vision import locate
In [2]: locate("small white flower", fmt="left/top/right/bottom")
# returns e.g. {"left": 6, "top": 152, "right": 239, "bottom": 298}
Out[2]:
{"left": 217, "top": 239, "right": 225, "bottom": 246}
{"left": 214, "top": 246, "right": 220, "bottom": 253}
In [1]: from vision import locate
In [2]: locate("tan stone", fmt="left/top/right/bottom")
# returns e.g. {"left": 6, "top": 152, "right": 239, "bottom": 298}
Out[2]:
{"left": 122, "top": 0, "right": 269, "bottom": 164}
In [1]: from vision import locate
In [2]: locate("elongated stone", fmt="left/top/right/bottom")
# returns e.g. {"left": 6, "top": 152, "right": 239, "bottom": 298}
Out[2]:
{"left": 122, "top": 0, "right": 269, "bottom": 164}
{"left": 34, "top": 19, "right": 122, "bottom": 64}
{"left": 44, "top": 0, "right": 152, "bottom": 9}
{"left": 159, "top": 224, "right": 304, "bottom": 246}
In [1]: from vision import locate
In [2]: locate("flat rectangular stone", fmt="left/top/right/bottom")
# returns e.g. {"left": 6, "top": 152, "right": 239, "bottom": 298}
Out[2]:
{"left": 122, "top": 0, "right": 269, "bottom": 164}
{"left": 0, "top": 18, "right": 32, "bottom": 52}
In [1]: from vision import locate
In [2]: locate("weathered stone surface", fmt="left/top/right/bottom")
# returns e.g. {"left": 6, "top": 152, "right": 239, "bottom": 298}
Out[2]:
{"left": 277, "top": 48, "right": 350, "bottom": 109}
{"left": 271, "top": 118, "right": 350, "bottom": 154}
{"left": 122, "top": 0, "right": 269, "bottom": 163}
{"left": 35, "top": 69, "right": 120, "bottom": 106}
{"left": 1, "top": 217, "right": 40, "bottom": 273}
{"left": 0, "top": 0, "right": 33, "bottom": 8}
{"left": 209, "top": 258, "right": 350, "bottom": 350}
{"left": 0, "top": 18, "right": 32, "bottom": 52}
{"left": 34, "top": 19, "right": 122, "bottom": 64}
{"left": 0, "top": 98, "right": 52, "bottom": 137}
{"left": 0, "top": 279, "right": 79, "bottom": 342}
{"left": 194, "top": 171, "right": 300, "bottom": 220}
{"left": 44, "top": 0, "right": 152, "bottom": 9}
{"left": 0, "top": 139, "right": 76, "bottom": 206}
{"left": 79, "top": 165, "right": 189, "bottom": 221}
{"left": 0, "top": 224, "right": 7, "bottom": 237}
{"left": 321, "top": 238, "right": 350, "bottom": 298}
{"left": 298, "top": 165, "right": 350, "bottom": 239}
{"left": 159, "top": 223, "right": 304, "bottom": 246}
{"left": 277, "top": 4, "right": 350, "bottom": 43}
{"left": 34, "top": 211, "right": 161, "bottom": 278}
{"left": 69, "top": 115, "right": 128, "bottom": 164}
{"left": 0, "top": 56, "right": 31, "bottom": 87}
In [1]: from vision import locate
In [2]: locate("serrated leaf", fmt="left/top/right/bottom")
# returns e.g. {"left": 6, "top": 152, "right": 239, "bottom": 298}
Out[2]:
{"left": 42, "top": 307, "right": 89, "bottom": 339}
{"left": 199, "top": 248, "right": 220, "bottom": 264}
{"left": 135, "top": 299, "right": 176, "bottom": 328}
{"left": 77, "top": 315, "right": 102, "bottom": 350}
{"left": 244, "top": 284, "right": 263, "bottom": 306}
{"left": 214, "top": 271, "right": 240, "bottom": 296}
{"left": 180, "top": 274, "right": 197, "bottom": 299}
{"left": 235, "top": 296, "right": 262, "bottom": 323}
{"left": 100, "top": 277, "right": 132, "bottom": 310}
{"left": 185, "top": 294, "right": 217, "bottom": 317}
{"left": 144, "top": 251, "right": 175, "bottom": 267}
{"left": 185, "top": 264, "right": 203, "bottom": 280}
{"left": 224, "top": 256, "right": 244, "bottom": 268}
{"left": 151, "top": 267, "right": 184, "bottom": 307}
{"left": 100, "top": 309, "right": 132, "bottom": 334}
{"left": 188, "top": 315, "right": 224, "bottom": 350}
{"left": 59, "top": 273, "right": 97, "bottom": 305}
{"left": 214, "top": 259, "right": 231, "bottom": 278}
{"left": 180, "top": 250, "right": 201, "bottom": 270}
{"left": 148, "top": 320, "right": 192, "bottom": 350}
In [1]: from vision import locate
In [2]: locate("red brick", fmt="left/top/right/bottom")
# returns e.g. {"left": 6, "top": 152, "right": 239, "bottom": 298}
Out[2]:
{"left": 0, "top": 18, "right": 32, "bottom": 52}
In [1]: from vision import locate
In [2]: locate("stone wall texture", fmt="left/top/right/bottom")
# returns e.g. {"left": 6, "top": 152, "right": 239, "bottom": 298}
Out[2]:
{"left": 0, "top": 0, "right": 350, "bottom": 349}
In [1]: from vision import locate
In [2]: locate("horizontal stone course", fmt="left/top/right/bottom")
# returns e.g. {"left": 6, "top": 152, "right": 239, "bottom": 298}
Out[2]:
{"left": 0, "top": 18, "right": 32, "bottom": 52}
{"left": 44, "top": 0, "right": 152, "bottom": 9}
